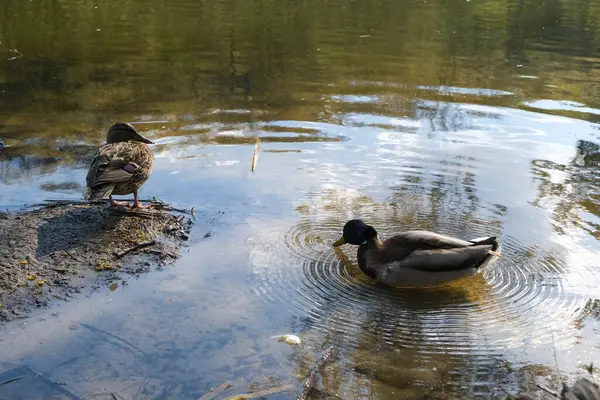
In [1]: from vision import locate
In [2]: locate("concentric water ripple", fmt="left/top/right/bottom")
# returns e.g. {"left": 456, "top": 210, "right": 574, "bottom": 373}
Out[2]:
{"left": 250, "top": 209, "right": 594, "bottom": 369}
{"left": 245, "top": 104, "right": 600, "bottom": 394}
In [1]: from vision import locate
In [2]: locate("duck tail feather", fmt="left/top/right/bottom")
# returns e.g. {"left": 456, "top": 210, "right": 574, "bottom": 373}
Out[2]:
{"left": 84, "top": 184, "right": 114, "bottom": 200}
{"left": 469, "top": 236, "right": 499, "bottom": 250}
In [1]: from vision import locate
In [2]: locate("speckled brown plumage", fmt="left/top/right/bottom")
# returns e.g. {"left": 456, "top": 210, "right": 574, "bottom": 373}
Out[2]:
{"left": 85, "top": 122, "right": 154, "bottom": 209}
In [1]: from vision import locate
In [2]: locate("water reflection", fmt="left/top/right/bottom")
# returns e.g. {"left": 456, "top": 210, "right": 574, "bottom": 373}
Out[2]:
{"left": 247, "top": 185, "right": 595, "bottom": 397}
{"left": 531, "top": 139, "right": 600, "bottom": 239}
{"left": 2, "top": 0, "right": 600, "bottom": 127}
{"left": 1, "top": 0, "right": 600, "bottom": 397}
{"left": 0, "top": 144, "right": 94, "bottom": 185}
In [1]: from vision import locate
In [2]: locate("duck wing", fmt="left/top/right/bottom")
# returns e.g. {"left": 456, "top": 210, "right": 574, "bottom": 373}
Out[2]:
{"left": 390, "top": 230, "right": 475, "bottom": 247}
{"left": 380, "top": 230, "right": 473, "bottom": 260}
{"left": 378, "top": 230, "right": 498, "bottom": 272}
{"left": 389, "top": 245, "right": 494, "bottom": 272}
{"left": 86, "top": 144, "right": 139, "bottom": 188}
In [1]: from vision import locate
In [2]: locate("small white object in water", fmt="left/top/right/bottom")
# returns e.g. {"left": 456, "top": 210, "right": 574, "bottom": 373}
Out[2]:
{"left": 270, "top": 334, "right": 302, "bottom": 345}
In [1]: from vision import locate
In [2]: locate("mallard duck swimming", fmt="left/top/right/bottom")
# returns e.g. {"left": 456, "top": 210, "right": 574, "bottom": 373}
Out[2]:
{"left": 85, "top": 122, "right": 154, "bottom": 209}
{"left": 332, "top": 220, "right": 500, "bottom": 287}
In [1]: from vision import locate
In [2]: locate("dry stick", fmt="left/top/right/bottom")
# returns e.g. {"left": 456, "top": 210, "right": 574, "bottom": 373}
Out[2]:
{"left": 9, "top": 281, "right": 23, "bottom": 294}
{"left": 36, "top": 199, "right": 193, "bottom": 214}
{"left": 536, "top": 383, "right": 560, "bottom": 398}
{"left": 250, "top": 137, "right": 261, "bottom": 172}
{"left": 297, "top": 346, "right": 335, "bottom": 400}
{"left": 63, "top": 250, "right": 82, "bottom": 262}
{"left": 198, "top": 381, "right": 233, "bottom": 400}
{"left": 114, "top": 240, "right": 156, "bottom": 259}
{"left": 155, "top": 204, "right": 191, "bottom": 213}
{"left": 30, "top": 199, "right": 104, "bottom": 208}
{"left": 224, "top": 384, "right": 294, "bottom": 400}
{"left": 141, "top": 223, "right": 153, "bottom": 237}
{"left": 109, "top": 208, "right": 154, "bottom": 219}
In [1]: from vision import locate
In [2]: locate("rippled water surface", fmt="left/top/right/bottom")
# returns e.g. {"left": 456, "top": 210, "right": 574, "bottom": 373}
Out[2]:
{"left": 1, "top": 0, "right": 600, "bottom": 398}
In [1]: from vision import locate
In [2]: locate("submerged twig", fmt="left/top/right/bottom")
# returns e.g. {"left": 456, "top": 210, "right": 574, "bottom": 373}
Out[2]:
{"left": 297, "top": 346, "right": 335, "bottom": 400}
{"left": 0, "top": 376, "right": 24, "bottom": 386}
{"left": 114, "top": 240, "right": 156, "bottom": 259}
{"left": 7, "top": 48, "right": 23, "bottom": 61}
{"left": 198, "top": 381, "right": 233, "bottom": 400}
{"left": 79, "top": 323, "right": 147, "bottom": 358}
{"left": 225, "top": 384, "right": 294, "bottom": 400}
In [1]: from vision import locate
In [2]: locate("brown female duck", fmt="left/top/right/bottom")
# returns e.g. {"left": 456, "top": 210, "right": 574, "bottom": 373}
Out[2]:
{"left": 333, "top": 220, "right": 500, "bottom": 287}
{"left": 85, "top": 122, "right": 154, "bottom": 209}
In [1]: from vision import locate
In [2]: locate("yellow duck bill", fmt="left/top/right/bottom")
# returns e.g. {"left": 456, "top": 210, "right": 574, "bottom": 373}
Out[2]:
{"left": 332, "top": 237, "right": 346, "bottom": 247}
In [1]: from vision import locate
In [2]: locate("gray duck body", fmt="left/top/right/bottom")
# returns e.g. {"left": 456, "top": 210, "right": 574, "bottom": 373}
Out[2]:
{"left": 334, "top": 220, "right": 500, "bottom": 287}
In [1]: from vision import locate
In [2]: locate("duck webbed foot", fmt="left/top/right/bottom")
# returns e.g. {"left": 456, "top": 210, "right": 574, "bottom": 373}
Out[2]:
{"left": 131, "top": 191, "right": 153, "bottom": 209}
{"left": 109, "top": 195, "right": 131, "bottom": 208}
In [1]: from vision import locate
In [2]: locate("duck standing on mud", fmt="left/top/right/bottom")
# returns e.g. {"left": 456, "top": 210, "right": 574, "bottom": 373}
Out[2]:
{"left": 85, "top": 122, "right": 154, "bottom": 209}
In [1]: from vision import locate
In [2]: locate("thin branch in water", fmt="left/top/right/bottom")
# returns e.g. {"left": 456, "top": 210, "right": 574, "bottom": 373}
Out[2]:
{"left": 198, "top": 381, "right": 233, "bottom": 400}
{"left": 0, "top": 376, "right": 24, "bottom": 386}
{"left": 7, "top": 48, "right": 24, "bottom": 61}
{"left": 250, "top": 137, "right": 260, "bottom": 172}
{"left": 79, "top": 323, "right": 147, "bottom": 358}
{"left": 297, "top": 346, "right": 335, "bottom": 400}
{"left": 551, "top": 329, "right": 562, "bottom": 387}
{"left": 225, "top": 384, "right": 294, "bottom": 400}
{"left": 114, "top": 240, "right": 156, "bottom": 259}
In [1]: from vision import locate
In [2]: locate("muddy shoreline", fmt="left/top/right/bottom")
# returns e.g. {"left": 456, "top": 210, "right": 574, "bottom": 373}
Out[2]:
{"left": 0, "top": 201, "right": 193, "bottom": 325}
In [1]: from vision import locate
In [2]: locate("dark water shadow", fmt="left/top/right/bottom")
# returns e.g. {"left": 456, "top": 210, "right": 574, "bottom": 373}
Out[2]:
{"left": 0, "top": 364, "right": 80, "bottom": 400}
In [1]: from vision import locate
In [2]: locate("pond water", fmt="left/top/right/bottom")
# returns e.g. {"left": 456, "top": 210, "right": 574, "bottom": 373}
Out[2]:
{"left": 1, "top": 0, "right": 600, "bottom": 398}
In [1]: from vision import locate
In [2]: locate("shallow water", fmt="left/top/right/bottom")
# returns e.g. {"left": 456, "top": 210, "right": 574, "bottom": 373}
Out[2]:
{"left": 1, "top": 0, "right": 600, "bottom": 398}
